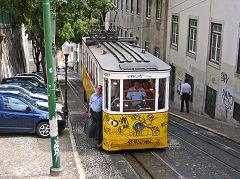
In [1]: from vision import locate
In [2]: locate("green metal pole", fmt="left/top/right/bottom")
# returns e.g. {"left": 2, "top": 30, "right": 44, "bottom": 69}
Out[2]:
{"left": 63, "top": 54, "right": 68, "bottom": 127}
{"left": 43, "top": 0, "right": 62, "bottom": 175}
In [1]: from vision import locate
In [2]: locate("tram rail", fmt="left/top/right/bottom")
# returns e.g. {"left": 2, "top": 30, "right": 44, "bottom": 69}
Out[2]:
{"left": 169, "top": 119, "right": 240, "bottom": 174}
{"left": 66, "top": 73, "right": 182, "bottom": 179}
{"left": 64, "top": 71, "right": 240, "bottom": 178}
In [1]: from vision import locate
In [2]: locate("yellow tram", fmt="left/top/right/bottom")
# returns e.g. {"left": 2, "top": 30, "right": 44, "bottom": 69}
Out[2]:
{"left": 80, "top": 36, "right": 171, "bottom": 151}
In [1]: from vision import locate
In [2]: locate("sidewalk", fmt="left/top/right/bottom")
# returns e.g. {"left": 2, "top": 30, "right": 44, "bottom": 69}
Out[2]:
{"left": 169, "top": 106, "right": 240, "bottom": 144}
{"left": 0, "top": 128, "right": 80, "bottom": 178}
{"left": 0, "top": 96, "right": 81, "bottom": 178}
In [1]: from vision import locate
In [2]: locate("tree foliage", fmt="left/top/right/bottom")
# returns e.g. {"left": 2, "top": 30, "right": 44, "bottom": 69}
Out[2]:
{"left": 0, "top": 0, "right": 114, "bottom": 75}
{"left": 55, "top": 0, "right": 115, "bottom": 46}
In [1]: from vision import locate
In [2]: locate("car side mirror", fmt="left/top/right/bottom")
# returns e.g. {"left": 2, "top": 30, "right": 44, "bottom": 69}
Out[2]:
{"left": 26, "top": 106, "right": 32, "bottom": 112}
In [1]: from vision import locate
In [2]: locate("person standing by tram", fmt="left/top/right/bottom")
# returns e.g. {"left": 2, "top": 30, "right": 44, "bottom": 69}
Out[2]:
{"left": 88, "top": 85, "right": 103, "bottom": 148}
{"left": 180, "top": 79, "right": 192, "bottom": 113}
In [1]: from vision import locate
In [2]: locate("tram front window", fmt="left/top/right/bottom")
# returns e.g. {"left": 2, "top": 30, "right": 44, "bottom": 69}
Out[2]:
{"left": 123, "top": 79, "right": 155, "bottom": 112}
{"left": 105, "top": 79, "right": 108, "bottom": 109}
{"left": 111, "top": 79, "right": 120, "bottom": 111}
{"left": 158, "top": 78, "right": 166, "bottom": 109}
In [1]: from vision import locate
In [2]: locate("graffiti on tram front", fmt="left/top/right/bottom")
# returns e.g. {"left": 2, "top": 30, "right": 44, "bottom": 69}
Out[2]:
{"left": 125, "top": 139, "right": 160, "bottom": 146}
{"left": 103, "top": 112, "right": 167, "bottom": 138}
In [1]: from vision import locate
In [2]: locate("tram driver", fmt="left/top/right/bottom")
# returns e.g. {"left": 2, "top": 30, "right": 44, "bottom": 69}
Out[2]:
{"left": 126, "top": 80, "right": 147, "bottom": 108}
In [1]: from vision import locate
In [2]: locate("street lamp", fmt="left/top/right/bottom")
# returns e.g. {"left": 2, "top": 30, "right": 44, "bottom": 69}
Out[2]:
{"left": 61, "top": 41, "right": 72, "bottom": 127}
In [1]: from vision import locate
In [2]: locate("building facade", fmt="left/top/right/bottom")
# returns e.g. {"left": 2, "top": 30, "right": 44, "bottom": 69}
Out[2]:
{"left": 166, "top": 0, "right": 240, "bottom": 124}
{"left": 107, "top": 0, "right": 240, "bottom": 124}
{"left": 0, "top": 10, "right": 30, "bottom": 81}
{"left": 108, "top": 0, "right": 169, "bottom": 60}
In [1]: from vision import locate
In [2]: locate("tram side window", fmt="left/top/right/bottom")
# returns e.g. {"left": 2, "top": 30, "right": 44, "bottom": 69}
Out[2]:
{"left": 95, "top": 67, "right": 98, "bottom": 86}
{"left": 82, "top": 52, "right": 85, "bottom": 66}
{"left": 82, "top": 51, "right": 84, "bottom": 65}
{"left": 90, "top": 61, "right": 95, "bottom": 85}
{"left": 111, "top": 80, "right": 120, "bottom": 111}
{"left": 88, "top": 56, "right": 90, "bottom": 73}
{"left": 158, "top": 78, "right": 166, "bottom": 110}
{"left": 123, "top": 79, "right": 155, "bottom": 112}
{"left": 86, "top": 56, "right": 89, "bottom": 72}
{"left": 105, "top": 79, "right": 108, "bottom": 110}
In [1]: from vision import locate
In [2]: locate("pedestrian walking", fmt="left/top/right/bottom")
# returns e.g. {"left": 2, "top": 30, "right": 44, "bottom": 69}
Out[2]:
{"left": 88, "top": 85, "right": 103, "bottom": 148}
{"left": 180, "top": 79, "right": 191, "bottom": 113}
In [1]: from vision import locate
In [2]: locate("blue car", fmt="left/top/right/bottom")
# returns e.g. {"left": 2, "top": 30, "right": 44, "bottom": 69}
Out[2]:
{"left": 0, "top": 92, "right": 65, "bottom": 138}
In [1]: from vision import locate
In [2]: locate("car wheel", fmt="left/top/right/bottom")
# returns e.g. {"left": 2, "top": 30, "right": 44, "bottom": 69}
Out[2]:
{"left": 36, "top": 121, "right": 50, "bottom": 138}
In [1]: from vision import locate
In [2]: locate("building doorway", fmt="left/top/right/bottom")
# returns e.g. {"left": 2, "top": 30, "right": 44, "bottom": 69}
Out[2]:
{"left": 205, "top": 86, "right": 217, "bottom": 118}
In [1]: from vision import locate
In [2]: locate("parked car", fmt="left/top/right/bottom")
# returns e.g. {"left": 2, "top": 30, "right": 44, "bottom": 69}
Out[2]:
{"left": 0, "top": 92, "right": 65, "bottom": 138}
{"left": 32, "top": 71, "right": 44, "bottom": 78}
{"left": 1, "top": 76, "right": 60, "bottom": 96}
{"left": 0, "top": 84, "right": 48, "bottom": 102}
{"left": 0, "top": 86, "right": 63, "bottom": 113}
{"left": 8, "top": 76, "right": 46, "bottom": 88}
{"left": 1, "top": 77, "right": 47, "bottom": 94}
{"left": 15, "top": 73, "right": 44, "bottom": 83}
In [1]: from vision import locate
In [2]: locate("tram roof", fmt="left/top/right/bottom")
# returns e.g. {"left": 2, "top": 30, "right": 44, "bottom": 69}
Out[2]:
{"left": 82, "top": 37, "right": 171, "bottom": 72}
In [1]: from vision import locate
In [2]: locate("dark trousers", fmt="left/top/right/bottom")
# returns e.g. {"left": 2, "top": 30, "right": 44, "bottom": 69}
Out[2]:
{"left": 181, "top": 93, "right": 190, "bottom": 112}
{"left": 92, "top": 111, "right": 102, "bottom": 144}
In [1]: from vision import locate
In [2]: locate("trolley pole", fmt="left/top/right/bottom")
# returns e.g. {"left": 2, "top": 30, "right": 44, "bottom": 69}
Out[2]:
{"left": 43, "top": 0, "right": 62, "bottom": 176}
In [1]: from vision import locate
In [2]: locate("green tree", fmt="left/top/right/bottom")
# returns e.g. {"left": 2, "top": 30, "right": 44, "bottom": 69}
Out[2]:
{"left": 0, "top": 0, "right": 114, "bottom": 78}
{"left": 0, "top": 0, "right": 47, "bottom": 77}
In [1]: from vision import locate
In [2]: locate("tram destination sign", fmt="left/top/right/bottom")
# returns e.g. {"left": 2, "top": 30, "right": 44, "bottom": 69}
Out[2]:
{"left": 103, "top": 72, "right": 167, "bottom": 79}
{"left": 127, "top": 74, "right": 152, "bottom": 79}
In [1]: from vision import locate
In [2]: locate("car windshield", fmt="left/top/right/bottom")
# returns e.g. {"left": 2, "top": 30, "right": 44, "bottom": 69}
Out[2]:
{"left": 35, "top": 76, "right": 44, "bottom": 81}
{"left": 19, "top": 89, "right": 29, "bottom": 96}
{"left": 18, "top": 93, "right": 39, "bottom": 107}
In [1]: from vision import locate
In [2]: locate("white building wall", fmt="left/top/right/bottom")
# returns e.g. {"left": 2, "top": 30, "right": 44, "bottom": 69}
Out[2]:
{"left": 167, "top": 0, "right": 240, "bottom": 124}
{"left": 107, "top": 0, "right": 169, "bottom": 61}
{"left": 0, "top": 23, "right": 29, "bottom": 80}
{"left": 21, "top": 24, "right": 30, "bottom": 73}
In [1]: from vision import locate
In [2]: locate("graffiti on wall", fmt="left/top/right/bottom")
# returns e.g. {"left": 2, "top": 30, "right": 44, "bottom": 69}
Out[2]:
{"left": 221, "top": 72, "right": 229, "bottom": 84}
{"left": 222, "top": 89, "right": 233, "bottom": 112}
{"left": 221, "top": 72, "right": 233, "bottom": 119}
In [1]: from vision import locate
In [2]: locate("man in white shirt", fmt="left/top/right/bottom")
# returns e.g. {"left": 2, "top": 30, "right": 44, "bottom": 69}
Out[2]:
{"left": 180, "top": 79, "right": 192, "bottom": 113}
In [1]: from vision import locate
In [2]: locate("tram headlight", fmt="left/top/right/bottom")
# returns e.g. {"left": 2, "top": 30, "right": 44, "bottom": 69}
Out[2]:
{"left": 133, "top": 121, "right": 145, "bottom": 132}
